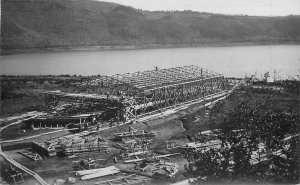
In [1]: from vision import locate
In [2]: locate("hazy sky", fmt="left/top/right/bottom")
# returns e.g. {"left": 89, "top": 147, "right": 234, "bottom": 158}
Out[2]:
{"left": 101, "top": 0, "right": 300, "bottom": 16}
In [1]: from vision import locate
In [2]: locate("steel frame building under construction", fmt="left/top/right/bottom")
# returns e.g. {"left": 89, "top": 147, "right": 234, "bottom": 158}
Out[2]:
{"left": 45, "top": 65, "right": 225, "bottom": 123}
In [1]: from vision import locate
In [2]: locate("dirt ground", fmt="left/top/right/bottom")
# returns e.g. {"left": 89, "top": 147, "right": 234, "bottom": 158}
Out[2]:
{"left": 0, "top": 101, "right": 210, "bottom": 185}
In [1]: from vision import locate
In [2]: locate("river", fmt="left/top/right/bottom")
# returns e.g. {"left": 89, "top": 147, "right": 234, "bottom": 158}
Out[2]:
{"left": 1, "top": 45, "right": 299, "bottom": 78}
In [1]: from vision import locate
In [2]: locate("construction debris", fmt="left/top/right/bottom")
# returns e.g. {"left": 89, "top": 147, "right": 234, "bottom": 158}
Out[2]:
{"left": 75, "top": 166, "right": 120, "bottom": 180}
{"left": 18, "top": 149, "right": 43, "bottom": 161}
{"left": 121, "top": 144, "right": 150, "bottom": 161}
{"left": 67, "top": 177, "right": 76, "bottom": 184}
{"left": 124, "top": 153, "right": 180, "bottom": 163}
{"left": 32, "top": 130, "right": 110, "bottom": 157}
{"left": 182, "top": 140, "right": 222, "bottom": 151}
{"left": 55, "top": 179, "right": 66, "bottom": 185}
{"left": 32, "top": 141, "right": 57, "bottom": 157}
{"left": 73, "top": 158, "right": 105, "bottom": 170}
{"left": 135, "top": 158, "right": 179, "bottom": 178}
{"left": 114, "top": 126, "right": 156, "bottom": 140}
{"left": 95, "top": 174, "right": 150, "bottom": 185}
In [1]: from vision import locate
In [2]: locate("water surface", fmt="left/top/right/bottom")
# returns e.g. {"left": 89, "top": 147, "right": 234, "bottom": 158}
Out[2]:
{"left": 1, "top": 45, "right": 299, "bottom": 78}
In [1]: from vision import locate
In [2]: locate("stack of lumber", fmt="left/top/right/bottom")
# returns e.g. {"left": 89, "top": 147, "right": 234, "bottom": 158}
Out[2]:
{"left": 183, "top": 140, "right": 222, "bottom": 151}
{"left": 18, "top": 149, "right": 43, "bottom": 161}
{"left": 61, "top": 136, "right": 85, "bottom": 146}
{"left": 32, "top": 141, "right": 56, "bottom": 157}
{"left": 95, "top": 174, "right": 150, "bottom": 185}
{"left": 32, "top": 130, "right": 108, "bottom": 156}
{"left": 114, "top": 130, "right": 155, "bottom": 140}
{"left": 61, "top": 142, "right": 109, "bottom": 155}
{"left": 85, "top": 135, "right": 105, "bottom": 143}
{"left": 114, "top": 126, "right": 156, "bottom": 140}
{"left": 124, "top": 153, "right": 180, "bottom": 163}
{"left": 75, "top": 166, "right": 120, "bottom": 180}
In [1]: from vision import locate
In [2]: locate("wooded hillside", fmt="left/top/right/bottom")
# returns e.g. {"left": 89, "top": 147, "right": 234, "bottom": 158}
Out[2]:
{"left": 2, "top": 0, "right": 300, "bottom": 53}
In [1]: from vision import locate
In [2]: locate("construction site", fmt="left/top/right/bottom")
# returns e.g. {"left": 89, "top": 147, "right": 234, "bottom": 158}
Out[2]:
{"left": 0, "top": 65, "right": 239, "bottom": 185}
{"left": 43, "top": 65, "right": 226, "bottom": 122}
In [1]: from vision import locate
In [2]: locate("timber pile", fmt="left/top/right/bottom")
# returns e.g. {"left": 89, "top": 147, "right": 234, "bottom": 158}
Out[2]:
{"left": 95, "top": 174, "right": 150, "bottom": 185}
{"left": 124, "top": 153, "right": 180, "bottom": 163}
{"left": 18, "top": 149, "right": 43, "bottom": 161}
{"left": 61, "top": 142, "right": 109, "bottom": 155}
{"left": 137, "top": 160, "right": 179, "bottom": 178}
{"left": 74, "top": 166, "right": 120, "bottom": 180}
{"left": 182, "top": 140, "right": 222, "bottom": 151}
{"left": 73, "top": 158, "right": 105, "bottom": 170}
{"left": 30, "top": 132, "right": 90, "bottom": 157}
{"left": 32, "top": 141, "right": 57, "bottom": 157}
{"left": 60, "top": 134, "right": 109, "bottom": 155}
{"left": 114, "top": 126, "right": 155, "bottom": 140}
{"left": 120, "top": 142, "right": 151, "bottom": 162}
{"left": 32, "top": 130, "right": 110, "bottom": 156}
{"left": 154, "top": 163, "right": 179, "bottom": 178}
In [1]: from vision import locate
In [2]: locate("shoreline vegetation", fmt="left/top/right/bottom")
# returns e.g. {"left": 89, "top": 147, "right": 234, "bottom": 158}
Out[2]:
{"left": 2, "top": 40, "right": 300, "bottom": 55}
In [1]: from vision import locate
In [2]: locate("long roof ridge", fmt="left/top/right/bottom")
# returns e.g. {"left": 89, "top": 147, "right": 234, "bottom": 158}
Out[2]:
{"left": 108, "top": 65, "right": 223, "bottom": 90}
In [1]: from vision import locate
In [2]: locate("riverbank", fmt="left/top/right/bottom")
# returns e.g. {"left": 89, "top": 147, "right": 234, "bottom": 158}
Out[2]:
{"left": 2, "top": 40, "right": 300, "bottom": 55}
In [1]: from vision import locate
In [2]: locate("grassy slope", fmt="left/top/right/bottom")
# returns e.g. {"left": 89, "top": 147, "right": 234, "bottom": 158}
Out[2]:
{"left": 1, "top": 0, "right": 300, "bottom": 53}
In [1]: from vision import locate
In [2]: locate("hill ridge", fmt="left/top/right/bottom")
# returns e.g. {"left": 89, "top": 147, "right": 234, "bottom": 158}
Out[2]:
{"left": 1, "top": 0, "right": 300, "bottom": 54}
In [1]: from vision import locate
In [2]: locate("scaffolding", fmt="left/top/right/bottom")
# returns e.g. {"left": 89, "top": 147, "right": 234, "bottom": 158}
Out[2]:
{"left": 45, "top": 65, "right": 225, "bottom": 123}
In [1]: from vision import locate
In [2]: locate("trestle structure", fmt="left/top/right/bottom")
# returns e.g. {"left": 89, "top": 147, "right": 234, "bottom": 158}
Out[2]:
{"left": 45, "top": 65, "right": 226, "bottom": 123}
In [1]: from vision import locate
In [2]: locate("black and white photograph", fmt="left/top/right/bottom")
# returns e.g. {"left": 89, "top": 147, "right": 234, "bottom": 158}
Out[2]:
{"left": 0, "top": 0, "right": 299, "bottom": 185}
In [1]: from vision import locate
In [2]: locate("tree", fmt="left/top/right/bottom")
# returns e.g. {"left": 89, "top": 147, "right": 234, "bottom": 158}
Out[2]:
{"left": 185, "top": 90, "right": 299, "bottom": 183}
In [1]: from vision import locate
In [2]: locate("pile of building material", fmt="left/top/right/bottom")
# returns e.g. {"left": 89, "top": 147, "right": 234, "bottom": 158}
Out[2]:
{"left": 113, "top": 137, "right": 153, "bottom": 151}
{"left": 122, "top": 137, "right": 153, "bottom": 146}
{"left": 32, "top": 130, "right": 110, "bottom": 157}
{"left": 61, "top": 134, "right": 109, "bottom": 155}
{"left": 18, "top": 149, "right": 43, "bottom": 161}
{"left": 136, "top": 159, "right": 179, "bottom": 178}
{"left": 155, "top": 162, "right": 179, "bottom": 178}
{"left": 182, "top": 140, "right": 222, "bottom": 151}
{"left": 165, "top": 140, "right": 182, "bottom": 149}
{"left": 114, "top": 126, "right": 155, "bottom": 141}
{"left": 74, "top": 166, "right": 120, "bottom": 180}
{"left": 95, "top": 174, "right": 151, "bottom": 185}
{"left": 73, "top": 158, "right": 105, "bottom": 170}
{"left": 32, "top": 141, "right": 57, "bottom": 157}
{"left": 120, "top": 144, "right": 150, "bottom": 161}
{"left": 61, "top": 141, "right": 109, "bottom": 155}
{"left": 124, "top": 153, "right": 180, "bottom": 163}
{"left": 165, "top": 138, "right": 222, "bottom": 152}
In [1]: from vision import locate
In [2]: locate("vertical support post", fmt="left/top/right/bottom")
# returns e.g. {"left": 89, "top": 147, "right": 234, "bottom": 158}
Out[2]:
{"left": 164, "top": 88, "right": 167, "bottom": 108}
{"left": 143, "top": 91, "right": 146, "bottom": 114}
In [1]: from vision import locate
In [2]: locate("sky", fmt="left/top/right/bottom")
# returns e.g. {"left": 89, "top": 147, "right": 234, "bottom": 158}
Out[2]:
{"left": 101, "top": 0, "right": 300, "bottom": 16}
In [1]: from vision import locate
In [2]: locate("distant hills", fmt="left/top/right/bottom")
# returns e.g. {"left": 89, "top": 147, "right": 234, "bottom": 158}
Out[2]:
{"left": 1, "top": 0, "right": 300, "bottom": 54}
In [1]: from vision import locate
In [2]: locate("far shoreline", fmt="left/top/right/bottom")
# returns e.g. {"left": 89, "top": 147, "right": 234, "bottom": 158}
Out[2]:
{"left": 1, "top": 40, "right": 300, "bottom": 56}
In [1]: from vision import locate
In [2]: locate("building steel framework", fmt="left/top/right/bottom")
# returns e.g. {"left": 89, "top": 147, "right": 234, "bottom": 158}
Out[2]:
{"left": 45, "top": 65, "right": 225, "bottom": 123}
